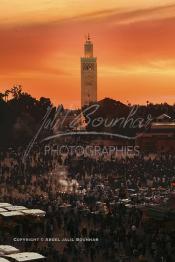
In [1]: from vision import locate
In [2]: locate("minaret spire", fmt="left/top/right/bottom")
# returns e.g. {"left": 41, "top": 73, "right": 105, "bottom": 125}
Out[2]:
{"left": 84, "top": 34, "right": 93, "bottom": 58}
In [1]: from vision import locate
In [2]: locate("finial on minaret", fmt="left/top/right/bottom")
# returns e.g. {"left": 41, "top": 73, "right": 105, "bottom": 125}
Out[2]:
{"left": 84, "top": 33, "right": 93, "bottom": 58}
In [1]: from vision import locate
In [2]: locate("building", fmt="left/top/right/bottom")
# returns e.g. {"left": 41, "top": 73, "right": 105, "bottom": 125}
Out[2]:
{"left": 154, "top": 113, "right": 172, "bottom": 122}
{"left": 81, "top": 34, "right": 97, "bottom": 107}
{"left": 136, "top": 114, "right": 175, "bottom": 153}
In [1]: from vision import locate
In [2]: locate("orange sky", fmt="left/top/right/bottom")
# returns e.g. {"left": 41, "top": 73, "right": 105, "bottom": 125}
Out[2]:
{"left": 0, "top": 0, "right": 175, "bottom": 108}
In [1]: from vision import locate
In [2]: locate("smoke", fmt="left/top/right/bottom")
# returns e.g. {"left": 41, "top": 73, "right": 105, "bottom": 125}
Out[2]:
{"left": 51, "top": 167, "right": 79, "bottom": 193}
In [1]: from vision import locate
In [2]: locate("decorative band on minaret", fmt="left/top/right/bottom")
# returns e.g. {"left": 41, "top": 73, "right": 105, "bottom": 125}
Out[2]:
{"left": 81, "top": 34, "right": 97, "bottom": 107}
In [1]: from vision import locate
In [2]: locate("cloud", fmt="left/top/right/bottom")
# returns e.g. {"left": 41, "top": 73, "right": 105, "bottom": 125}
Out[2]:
{"left": 108, "top": 3, "right": 175, "bottom": 25}
{"left": 45, "top": 3, "right": 175, "bottom": 26}
{"left": 0, "top": 4, "right": 174, "bottom": 78}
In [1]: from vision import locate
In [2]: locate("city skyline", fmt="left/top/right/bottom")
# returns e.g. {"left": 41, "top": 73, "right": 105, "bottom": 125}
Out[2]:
{"left": 0, "top": 0, "right": 175, "bottom": 107}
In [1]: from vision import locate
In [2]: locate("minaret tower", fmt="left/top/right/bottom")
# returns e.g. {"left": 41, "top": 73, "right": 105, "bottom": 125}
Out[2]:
{"left": 81, "top": 34, "right": 97, "bottom": 107}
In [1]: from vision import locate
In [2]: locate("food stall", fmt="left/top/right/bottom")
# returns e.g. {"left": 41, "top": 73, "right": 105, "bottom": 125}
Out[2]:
{"left": 4, "top": 252, "right": 45, "bottom": 261}
{"left": 0, "top": 246, "right": 19, "bottom": 255}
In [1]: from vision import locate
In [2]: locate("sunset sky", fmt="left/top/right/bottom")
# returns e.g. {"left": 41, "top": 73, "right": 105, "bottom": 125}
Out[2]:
{"left": 0, "top": 0, "right": 175, "bottom": 108}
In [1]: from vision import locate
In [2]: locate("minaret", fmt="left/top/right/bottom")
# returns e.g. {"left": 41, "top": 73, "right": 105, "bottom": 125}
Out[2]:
{"left": 81, "top": 34, "right": 97, "bottom": 107}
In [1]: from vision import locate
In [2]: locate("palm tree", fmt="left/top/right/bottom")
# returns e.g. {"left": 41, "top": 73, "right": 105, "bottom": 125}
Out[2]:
{"left": 10, "top": 85, "right": 22, "bottom": 99}
{"left": 0, "top": 92, "right": 5, "bottom": 100}
{"left": 4, "top": 90, "right": 10, "bottom": 102}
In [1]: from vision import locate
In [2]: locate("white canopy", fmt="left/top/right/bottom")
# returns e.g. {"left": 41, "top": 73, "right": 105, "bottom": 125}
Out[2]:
{"left": 0, "top": 208, "right": 7, "bottom": 212}
{"left": 0, "top": 204, "right": 12, "bottom": 208}
{"left": 21, "top": 209, "right": 46, "bottom": 217}
{"left": 0, "top": 211, "right": 24, "bottom": 217}
{"left": 5, "top": 252, "right": 45, "bottom": 261}
{"left": 6, "top": 206, "right": 27, "bottom": 211}
{"left": 0, "top": 258, "right": 10, "bottom": 262}
{"left": 0, "top": 246, "right": 19, "bottom": 255}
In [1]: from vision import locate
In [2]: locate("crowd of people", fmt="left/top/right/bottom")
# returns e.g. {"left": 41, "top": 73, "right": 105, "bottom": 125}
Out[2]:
{"left": 0, "top": 144, "right": 175, "bottom": 261}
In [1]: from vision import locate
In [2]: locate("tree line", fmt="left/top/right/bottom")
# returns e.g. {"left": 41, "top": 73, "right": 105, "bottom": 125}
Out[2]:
{"left": 0, "top": 87, "right": 174, "bottom": 147}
